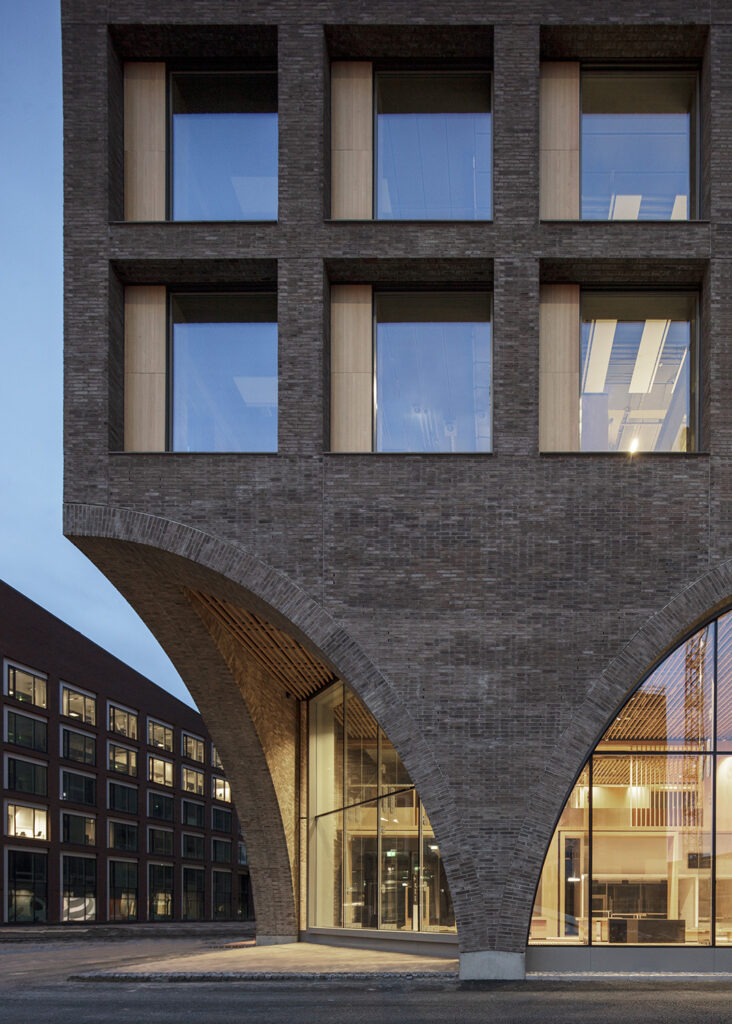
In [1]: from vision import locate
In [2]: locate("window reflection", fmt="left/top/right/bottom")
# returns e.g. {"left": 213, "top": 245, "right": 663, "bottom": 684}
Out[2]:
{"left": 581, "top": 70, "right": 695, "bottom": 221}
{"left": 172, "top": 72, "right": 277, "bottom": 221}
{"left": 376, "top": 72, "right": 492, "bottom": 220}
{"left": 375, "top": 291, "right": 492, "bottom": 453}
{"left": 580, "top": 291, "right": 695, "bottom": 453}
{"left": 171, "top": 293, "right": 277, "bottom": 453}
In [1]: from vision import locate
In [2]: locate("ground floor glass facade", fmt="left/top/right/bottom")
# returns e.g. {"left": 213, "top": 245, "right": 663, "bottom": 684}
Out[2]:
{"left": 308, "top": 682, "right": 455, "bottom": 934}
{"left": 530, "top": 611, "right": 732, "bottom": 947}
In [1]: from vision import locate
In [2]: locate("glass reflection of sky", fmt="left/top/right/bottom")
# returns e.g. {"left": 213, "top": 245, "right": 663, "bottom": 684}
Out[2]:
{"left": 580, "top": 318, "right": 690, "bottom": 452}
{"left": 377, "top": 114, "right": 492, "bottom": 220}
{"left": 173, "top": 113, "right": 278, "bottom": 221}
{"left": 375, "top": 322, "right": 491, "bottom": 452}
{"left": 582, "top": 113, "right": 690, "bottom": 220}
{"left": 172, "top": 322, "right": 277, "bottom": 452}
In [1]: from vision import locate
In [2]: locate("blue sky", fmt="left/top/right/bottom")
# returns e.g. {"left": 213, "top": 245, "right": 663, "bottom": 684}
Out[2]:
{"left": 0, "top": 2, "right": 190, "bottom": 705}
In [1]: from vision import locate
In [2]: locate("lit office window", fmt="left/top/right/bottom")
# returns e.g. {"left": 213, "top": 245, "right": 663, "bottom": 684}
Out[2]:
{"left": 580, "top": 291, "right": 696, "bottom": 452}
{"left": 6, "top": 665, "right": 47, "bottom": 708}
{"left": 148, "top": 720, "right": 173, "bottom": 752}
{"left": 109, "top": 705, "right": 138, "bottom": 740}
{"left": 61, "top": 685, "right": 96, "bottom": 726}
{"left": 212, "top": 777, "right": 231, "bottom": 803}
{"left": 376, "top": 72, "right": 492, "bottom": 220}
{"left": 148, "top": 756, "right": 174, "bottom": 788}
{"left": 529, "top": 618, "right": 729, "bottom": 947}
{"left": 171, "top": 293, "right": 277, "bottom": 453}
{"left": 375, "top": 292, "right": 491, "bottom": 453}
{"left": 172, "top": 72, "right": 277, "bottom": 221}
{"left": 582, "top": 70, "right": 696, "bottom": 221}
{"left": 182, "top": 767, "right": 205, "bottom": 796}
{"left": 7, "top": 804, "right": 48, "bottom": 840}
{"left": 182, "top": 734, "right": 205, "bottom": 763}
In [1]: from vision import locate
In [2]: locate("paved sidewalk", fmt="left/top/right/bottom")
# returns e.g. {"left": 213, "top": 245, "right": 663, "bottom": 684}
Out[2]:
{"left": 71, "top": 940, "right": 459, "bottom": 982}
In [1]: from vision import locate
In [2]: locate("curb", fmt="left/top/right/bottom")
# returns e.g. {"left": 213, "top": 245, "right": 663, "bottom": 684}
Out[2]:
{"left": 69, "top": 970, "right": 457, "bottom": 983}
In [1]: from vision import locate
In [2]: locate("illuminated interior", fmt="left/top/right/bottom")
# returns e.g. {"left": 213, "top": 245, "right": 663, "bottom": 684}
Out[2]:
{"left": 530, "top": 610, "right": 732, "bottom": 946}
{"left": 308, "top": 681, "right": 456, "bottom": 934}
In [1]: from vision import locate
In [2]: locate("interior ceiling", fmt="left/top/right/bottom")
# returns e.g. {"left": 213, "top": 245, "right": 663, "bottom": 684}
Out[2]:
{"left": 188, "top": 590, "right": 337, "bottom": 699}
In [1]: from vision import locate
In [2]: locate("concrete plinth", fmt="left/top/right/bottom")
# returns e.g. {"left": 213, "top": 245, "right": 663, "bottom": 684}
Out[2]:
{"left": 459, "top": 950, "right": 525, "bottom": 980}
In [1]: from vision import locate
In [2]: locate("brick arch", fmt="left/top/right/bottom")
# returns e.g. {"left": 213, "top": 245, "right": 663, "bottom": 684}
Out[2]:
{"left": 498, "top": 557, "right": 732, "bottom": 953}
{"left": 63, "top": 502, "right": 479, "bottom": 947}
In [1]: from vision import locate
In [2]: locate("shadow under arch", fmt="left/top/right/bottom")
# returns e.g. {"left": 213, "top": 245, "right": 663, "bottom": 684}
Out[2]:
{"left": 64, "top": 502, "right": 477, "bottom": 946}
{"left": 498, "top": 556, "right": 732, "bottom": 954}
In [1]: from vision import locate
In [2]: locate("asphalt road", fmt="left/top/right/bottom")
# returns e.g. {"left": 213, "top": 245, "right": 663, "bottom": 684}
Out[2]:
{"left": 3, "top": 942, "right": 732, "bottom": 1023}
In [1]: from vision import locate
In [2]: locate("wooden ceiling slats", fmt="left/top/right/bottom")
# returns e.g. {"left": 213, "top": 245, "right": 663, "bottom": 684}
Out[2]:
{"left": 189, "top": 590, "right": 337, "bottom": 699}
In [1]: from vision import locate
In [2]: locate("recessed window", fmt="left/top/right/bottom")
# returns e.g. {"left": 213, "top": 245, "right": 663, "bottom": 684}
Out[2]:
{"left": 212, "top": 838, "right": 232, "bottom": 864}
{"left": 62, "top": 728, "right": 96, "bottom": 766}
{"left": 109, "top": 820, "right": 138, "bottom": 853}
{"left": 7, "top": 711, "right": 47, "bottom": 753}
{"left": 109, "top": 860, "right": 137, "bottom": 921}
{"left": 213, "top": 870, "right": 232, "bottom": 919}
{"left": 238, "top": 841, "right": 248, "bottom": 865}
{"left": 376, "top": 72, "right": 492, "bottom": 220}
{"left": 172, "top": 72, "right": 277, "bottom": 221}
{"left": 580, "top": 291, "right": 696, "bottom": 452}
{"left": 61, "top": 685, "right": 96, "bottom": 726}
{"left": 61, "top": 770, "right": 96, "bottom": 806}
{"left": 148, "top": 790, "right": 174, "bottom": 822}
{"left": 148, "top": 755, "right": 174, "bottom": 788}
{"left": 182, "top": 832, "right": 205, "bottom": 860}
{"left": 109, "top": 742, "right": 137, "bottom": 778}
{"left": 148, "top": 827, "right": 174, "bottom": 856}
{"left": 8, "top": 850, "right": 47, "bottom": 922}
{"left": 182, "top": 799, "right": 205, "bottom": 828}
{"left": 149, "top": 863, "right": 174, "bottom": 921}
{"left": 374, "top": 292, "right": 492, "bottom": 453}
{"left": 182, "top": 766, "right": 205, "bottom": 796}
{"left": 170, "top": 293, "right": 278, "bottom": 453}
{"left": 6, "top": 664, "right": 47, "bottom": 708}
{"left": 108, "top": 781, "right": 138, "bottom": 815}
{"left": 7, "top": 803, "right": 48, "bottom": 840}
{"left": 183, "top": 866, "right": 205, "bottom": 920}
{"left": 62, "top": 855, "right": 96, "bottom": 922}
{"left": 213, "top": 777, "right": 232, "bottom": 803}
{"left": 62, "top": 812, "right": 95, "bottom": 846}
{"left": 147, "top": 719, "right": 173, "bottom": 752}
{"left": 212, "top": 807, "right": 232, "bottom": 833}
{"left": 212, "top": 745, "right": 224, "bottom": 770}
{"left": 182, "top": 733, "right": 205, "bottom": 763}
{"left": 582, "top": 69, "right": 697, "bottom": 221}
{"left": 109, "top": 705, "right": 138, "bottom": 740}
{"left": 8, "top": 757, "right": 47, "bottom": 797}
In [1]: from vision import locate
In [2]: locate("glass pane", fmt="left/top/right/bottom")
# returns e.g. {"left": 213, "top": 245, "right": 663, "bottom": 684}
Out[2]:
{"left": 375, "top": 292, "right": 491, "bottom": 453}
{"left": 379, "top": 733, "right": 412, "bottom": 797}
{"left": 377, "top": 73, "right": 491, "bottom": 220}
{"left": 597, "top": 623, "right": 713, "bottom": 752}
{"left": 582, "top": 71, "right": 694, "bottom": 221}
{"left": 172, "top": 294, "right": 277, "bottom": 453}
{"left": 529, "top": 767, "right": 589, "bottom": 945}
{"left": 345, "top": 690, "right": 378, "bottom": 807}
{"left": 592, "top": 754, "right": 711, "bottom": 945}
{"left": 172, "top": 73, "right": 277, "bottom": 221}
{"left": 380, "top": 792, "right": 420, "bottom": 931}
{"left": 580, "top": 291, "right": 694, "bottom": 453}
{"left": 716, "top": 612, "right": 732, "bottom": 750}
{"left": 308, "top": 810, "right": 343, "bottom": 927}
{"left": 421, "top": 809, "right": 456, "bottom": 932}
{"left": 344, "top": 799, "right": 378, "bottom": 929}
{"left": 309, "top": 683, "right": 344, "bottom": 817}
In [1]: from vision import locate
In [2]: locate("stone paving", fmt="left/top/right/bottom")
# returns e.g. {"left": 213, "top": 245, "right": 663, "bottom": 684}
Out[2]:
{"left": 71, "top": 940, "right": 460, "bottom": 982}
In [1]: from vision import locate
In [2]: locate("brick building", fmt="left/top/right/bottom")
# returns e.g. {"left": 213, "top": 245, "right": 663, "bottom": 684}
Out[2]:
{"left": 62, "top": 0, "right": 732, "bottom": 977}
{"left": 1, "top": 581, "right": 253, "bottom": 925}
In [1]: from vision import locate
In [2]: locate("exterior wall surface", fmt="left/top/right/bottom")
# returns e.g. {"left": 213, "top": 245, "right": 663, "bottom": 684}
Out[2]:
{"left": 62, "top": 0, "right": 732, "bottom": 974}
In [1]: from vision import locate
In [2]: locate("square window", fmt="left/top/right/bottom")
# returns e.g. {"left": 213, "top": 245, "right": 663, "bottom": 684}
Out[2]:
{"left": 374, "top": 292, "right": 492, "bottom": 453}
{"left": 62, "top": 686, "right": 96, "bottom": 726}
{"left": 6, "top": 664, "right": 47, "bottom": 708}
{"left": 580, "top": 291, "right": 697, "bottom": 452}
{"left": 147, "top": 720, "right": 173, "bottom": 751}
{"left": 7, "top": 804, "right": 48, "bottom": 840}
{"left": 376, "top": 72, "right": 492, "bottom": 221}
{"left": 109, "top": 781, "right": 138, "bottom": 815}
{"left": 581, "top": 69, "right": 697, "bottom": 221}
{"left": 148, "top": 790, "right": 174, "bottom": 822}
{"left": 171, "top": 72, "right": 278, "bottom": 221}
{"left": 182, "top": 734, "right": 205, "bottom": 763}
{"left": 170, "top": 293, "right": 278, "bottom": 453}
{"left": 62, "top": 812, "right": 95, "bottom": 846}
{"left": 7, "top": 712, "right": 47, "bottom": 753}
{"left": 182, "top": 767, "right": 205, "bottom": 796}
{"left": 109, "top": 705, "right": 138, "bottom": 740}
{"left": 148, "top": 755, "right": 174, "bottom": 788}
